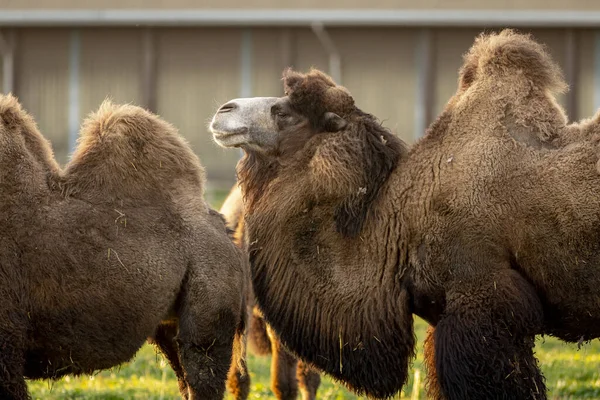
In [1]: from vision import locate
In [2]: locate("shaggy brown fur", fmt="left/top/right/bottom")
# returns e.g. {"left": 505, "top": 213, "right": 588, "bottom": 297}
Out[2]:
{"left": 220, "top": 183, "right": 321, "bottom": 400}
{"left": 211, "top": 29, "right": 600, "bottom": 400}
{"left": 0, "top": 96, "right": 247, "bottom": 400}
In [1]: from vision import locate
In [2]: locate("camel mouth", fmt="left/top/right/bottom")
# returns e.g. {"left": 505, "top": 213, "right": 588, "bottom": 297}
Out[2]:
{"left": 210, "top": 122, "right": 250, "bottom": 148}
{"left": 210, "top": 96, "right": 280, "bottom": 152}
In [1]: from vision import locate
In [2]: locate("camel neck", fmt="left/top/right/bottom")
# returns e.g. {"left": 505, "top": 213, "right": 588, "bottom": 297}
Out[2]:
{"left": 245, "top": 186, "right": 414, "bottom": 398}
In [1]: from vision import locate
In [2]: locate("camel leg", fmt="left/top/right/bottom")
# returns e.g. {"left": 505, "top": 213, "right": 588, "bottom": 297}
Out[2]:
{"left": 247, "top": 308, "right": 272, "bottom": 356}
{"left": 226, "top": 355, "right": 250, "bottom": 400}
{"left": 434, "top": 269, "right": 546, "bottom": 400}
{"left": 267, "top": 325, "right": 299, "bottom": 400}
{"left": 226, "top": 316, "right": 250, "bottom": 400}
{"left": 176, "top": 282, "right": 239, "bottom": 400}
{"left": 297, "top": 360, "right": 321, "bottom": 400}
{"left": 423, "top": 326, "right": 445, "bottom": 400}
{"left": 149, "top": 323, "right": 188, "bottom": 399}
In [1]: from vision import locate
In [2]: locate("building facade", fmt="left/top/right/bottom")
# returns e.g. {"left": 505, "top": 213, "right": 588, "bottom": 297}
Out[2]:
{"left": 1, "top": 1, "right": 599, "bottom": 187}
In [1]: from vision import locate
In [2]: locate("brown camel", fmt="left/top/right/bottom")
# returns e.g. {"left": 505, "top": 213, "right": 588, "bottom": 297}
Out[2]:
{"left": 0, "top": 95, "right": 247, "bottom": 400}
{"left": 220, "top": 184, "right": 321, "bottom": 400}
{"left": 209, "top": 30, "right": 600, "bottom": 399}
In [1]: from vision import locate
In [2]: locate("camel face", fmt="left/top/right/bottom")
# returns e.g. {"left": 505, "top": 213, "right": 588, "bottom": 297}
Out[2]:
{"left": 211, "top": 96, "right": 347, "bottom": 157}
{"left": 211, "top": 96, "right": 283, "bottom": 153}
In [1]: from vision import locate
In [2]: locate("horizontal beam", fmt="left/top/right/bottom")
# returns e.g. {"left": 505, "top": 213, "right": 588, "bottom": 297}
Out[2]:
{"left": 3, "top": 9, "right": 600, "bottom": 27}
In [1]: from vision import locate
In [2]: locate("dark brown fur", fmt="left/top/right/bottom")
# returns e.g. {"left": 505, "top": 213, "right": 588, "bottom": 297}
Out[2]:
{"left": 234, "top": 70, "right": 412, "bottom": 399}
{"left": 0, "top": 97, "right": 247, "bottom": 400}
{"left": 213, "top": 29, "right": 600, "bottom": 400}
{"left": 220, "top": 183, "right": 321, "bottom": 400}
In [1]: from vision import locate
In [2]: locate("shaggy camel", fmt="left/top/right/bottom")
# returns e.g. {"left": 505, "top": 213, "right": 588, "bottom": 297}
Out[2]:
{"left": 210, "top": 30, "right": 600, "bottom": 399}
{"left": 0, "top": 95, "right": 247, "bottom": 400}
{"left": 220, "top": 184, "right": 321, "bottom": 400}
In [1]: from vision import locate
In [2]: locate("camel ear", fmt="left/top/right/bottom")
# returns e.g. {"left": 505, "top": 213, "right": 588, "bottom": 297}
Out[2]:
{"left": 321, "top": 112, "right": 347, "bottom": 132}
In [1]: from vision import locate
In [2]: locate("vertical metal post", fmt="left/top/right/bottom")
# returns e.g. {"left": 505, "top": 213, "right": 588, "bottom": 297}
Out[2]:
{"left": 594, "top": 31, "right": 600, "bottom": 111}
{"left": 311, "top": 22, "right": 341, "bottom": 84}
{"left": 564, "top": 28, "right": 579, "bottom": 122}
{"left": 0, "top": 29, "right": 16, "bottom": 94}
{"left": 142, "top": 27, "right": 157, "bottom": 112}
{"left": 68, "top": 29, "right": 81, "bottom": 156}
{"left": 240, "top": 29, "right": 253, "bottom": 98}
{"left": 414, "top": 28, "right": 434, "bottom": 140}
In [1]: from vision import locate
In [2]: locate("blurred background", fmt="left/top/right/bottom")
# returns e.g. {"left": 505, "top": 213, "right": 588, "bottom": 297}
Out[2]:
{"left": 1, "top": 0, "right": 599, "bottom": 193}
{"left": 4, "top": 2, "right": 600, "bottom": 399}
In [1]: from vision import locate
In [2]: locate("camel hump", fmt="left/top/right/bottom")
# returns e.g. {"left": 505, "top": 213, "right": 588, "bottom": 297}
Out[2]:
{"left": 459, "top": 29, "right": 567, "bottom": 94}
{"left": 0, "top": 93, "right": 60, "bottom": 178}
{"left": 0, "top": 93, "right": 29, "bottom": 128}
{"left": 63, "top": 99, "right": 205, "bottom": 201}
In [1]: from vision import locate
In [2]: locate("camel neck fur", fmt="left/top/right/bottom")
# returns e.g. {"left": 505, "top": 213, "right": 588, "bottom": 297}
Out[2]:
{"left": 238, "top": 130, "right": 415, "bottom": 398}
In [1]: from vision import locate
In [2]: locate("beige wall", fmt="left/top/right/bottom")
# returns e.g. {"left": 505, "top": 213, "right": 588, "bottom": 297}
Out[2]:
{"left": 7, "top": 26, "right": 599, "bottom": 185}
{"left": 577, "top": 29, "right": 595, "bottom": 119}
{"left": 16, "top": 29, "right": 70, "bottom": 162}
{"left": 251, "top": 29, "right": 292, "bottom": 97}
{"left": 329, "top": 28, "right": 417, "bottom": 142}
{"left": 155, "top": 28, "right": 242, "bottom": 182}
{"left": 3, "top": 0, "right": 600, "bottom": 10}
{"left": 79, "top": 29, "right": 143, "bottom": 120}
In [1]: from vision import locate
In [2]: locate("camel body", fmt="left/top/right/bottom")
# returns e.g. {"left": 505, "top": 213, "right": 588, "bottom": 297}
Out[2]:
{"left": 0, "top": 97, "right": 246, "bottom": 400}
{"left": 211, "top": 30, "right": 600, "bottom": 399}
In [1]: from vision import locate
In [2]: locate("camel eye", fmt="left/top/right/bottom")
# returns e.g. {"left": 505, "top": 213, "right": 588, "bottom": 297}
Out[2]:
{"left": 277, "top": 112, "right": 289, "bottom": 118}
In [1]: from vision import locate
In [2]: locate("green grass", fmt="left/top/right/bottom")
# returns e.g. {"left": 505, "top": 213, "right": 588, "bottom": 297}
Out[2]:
{"left": 26, "top": 318, "right": 600, "bottom": 399}
{"left": 25, "top": 189, "right": 600, "bottom": 399}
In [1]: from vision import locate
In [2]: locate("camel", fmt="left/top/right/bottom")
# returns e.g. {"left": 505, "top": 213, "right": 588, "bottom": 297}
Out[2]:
{"left": 0, "top": 95, "right": 248, "bottom": 400}
{"left": 209, "top": 30, "right": 600, "bottom": 399}
{"left": 220, "top": 184, "right": 321, "bottom": 400}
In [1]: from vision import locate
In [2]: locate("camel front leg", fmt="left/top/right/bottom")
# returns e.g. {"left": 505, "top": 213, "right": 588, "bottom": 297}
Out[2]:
{"left": 149, "top": 323, "right": 188, "bottom": 399}
{"left": 435, "top": 269, "right": 546, "bottom": 399}
{"left": 267, "top": 324, "right": 299, "bottom": 400}
{"left": 297, "top": 360, "right": 321, "bottom": 400}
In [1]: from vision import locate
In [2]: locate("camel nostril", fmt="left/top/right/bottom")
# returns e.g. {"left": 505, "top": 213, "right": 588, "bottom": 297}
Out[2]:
{"left": 218, "top": 102, "right": 237, "bottom": 114}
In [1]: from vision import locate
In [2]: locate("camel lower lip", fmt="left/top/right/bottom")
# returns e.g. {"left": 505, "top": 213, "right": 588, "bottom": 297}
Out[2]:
{"left": 212, "top": 131, "right": 248, "bottom": 148}
{"left": 213, "top": 131, "right": 245, "bottom": 141}
{"left": 213, "top": 131, "right": 238, "bottom": 139}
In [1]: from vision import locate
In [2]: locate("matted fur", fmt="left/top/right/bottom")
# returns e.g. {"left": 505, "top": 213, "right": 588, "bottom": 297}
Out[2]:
{"left": 213, "top": 29, "right": 600, "bottom": 400}
{"left": 233, "top": 70, "right": 413, "bottom": 398}
{"left": 220, "top": 183, "right": 322, "bottom": 400}
{"left": 0, "top": 96, "right": 246, "bottom": 400}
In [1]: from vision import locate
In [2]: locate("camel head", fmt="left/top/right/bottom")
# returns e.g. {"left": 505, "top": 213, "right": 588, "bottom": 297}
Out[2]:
{"left": 211, "top": 70, "right": 350, "bottom": 156}
{"left": 211, "top": 68, "right": 406, "bottom": 236}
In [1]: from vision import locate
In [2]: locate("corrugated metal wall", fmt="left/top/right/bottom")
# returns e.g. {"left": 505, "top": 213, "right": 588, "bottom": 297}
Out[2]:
{"left": 155, "top": 28, "right": 241, "bottom": 183}
{"left": 5, "top": 27, "right": 598, "bottom": 186}
{"left": 576, "top": 30, "right": 595, "bottom": 119}
{"left": 17, "top": 29, "right": 70, "bottom": 162}
{"left": 79, "top": 28, "right": 143, "bottom": 118}
{"left": 5, "top": 0, "right": 600, "bottom": 10}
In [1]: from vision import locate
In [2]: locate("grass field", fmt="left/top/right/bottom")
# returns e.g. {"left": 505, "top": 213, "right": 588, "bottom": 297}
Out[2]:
{"left": 26, "top": 189, "right": 600, "bottom": 399}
